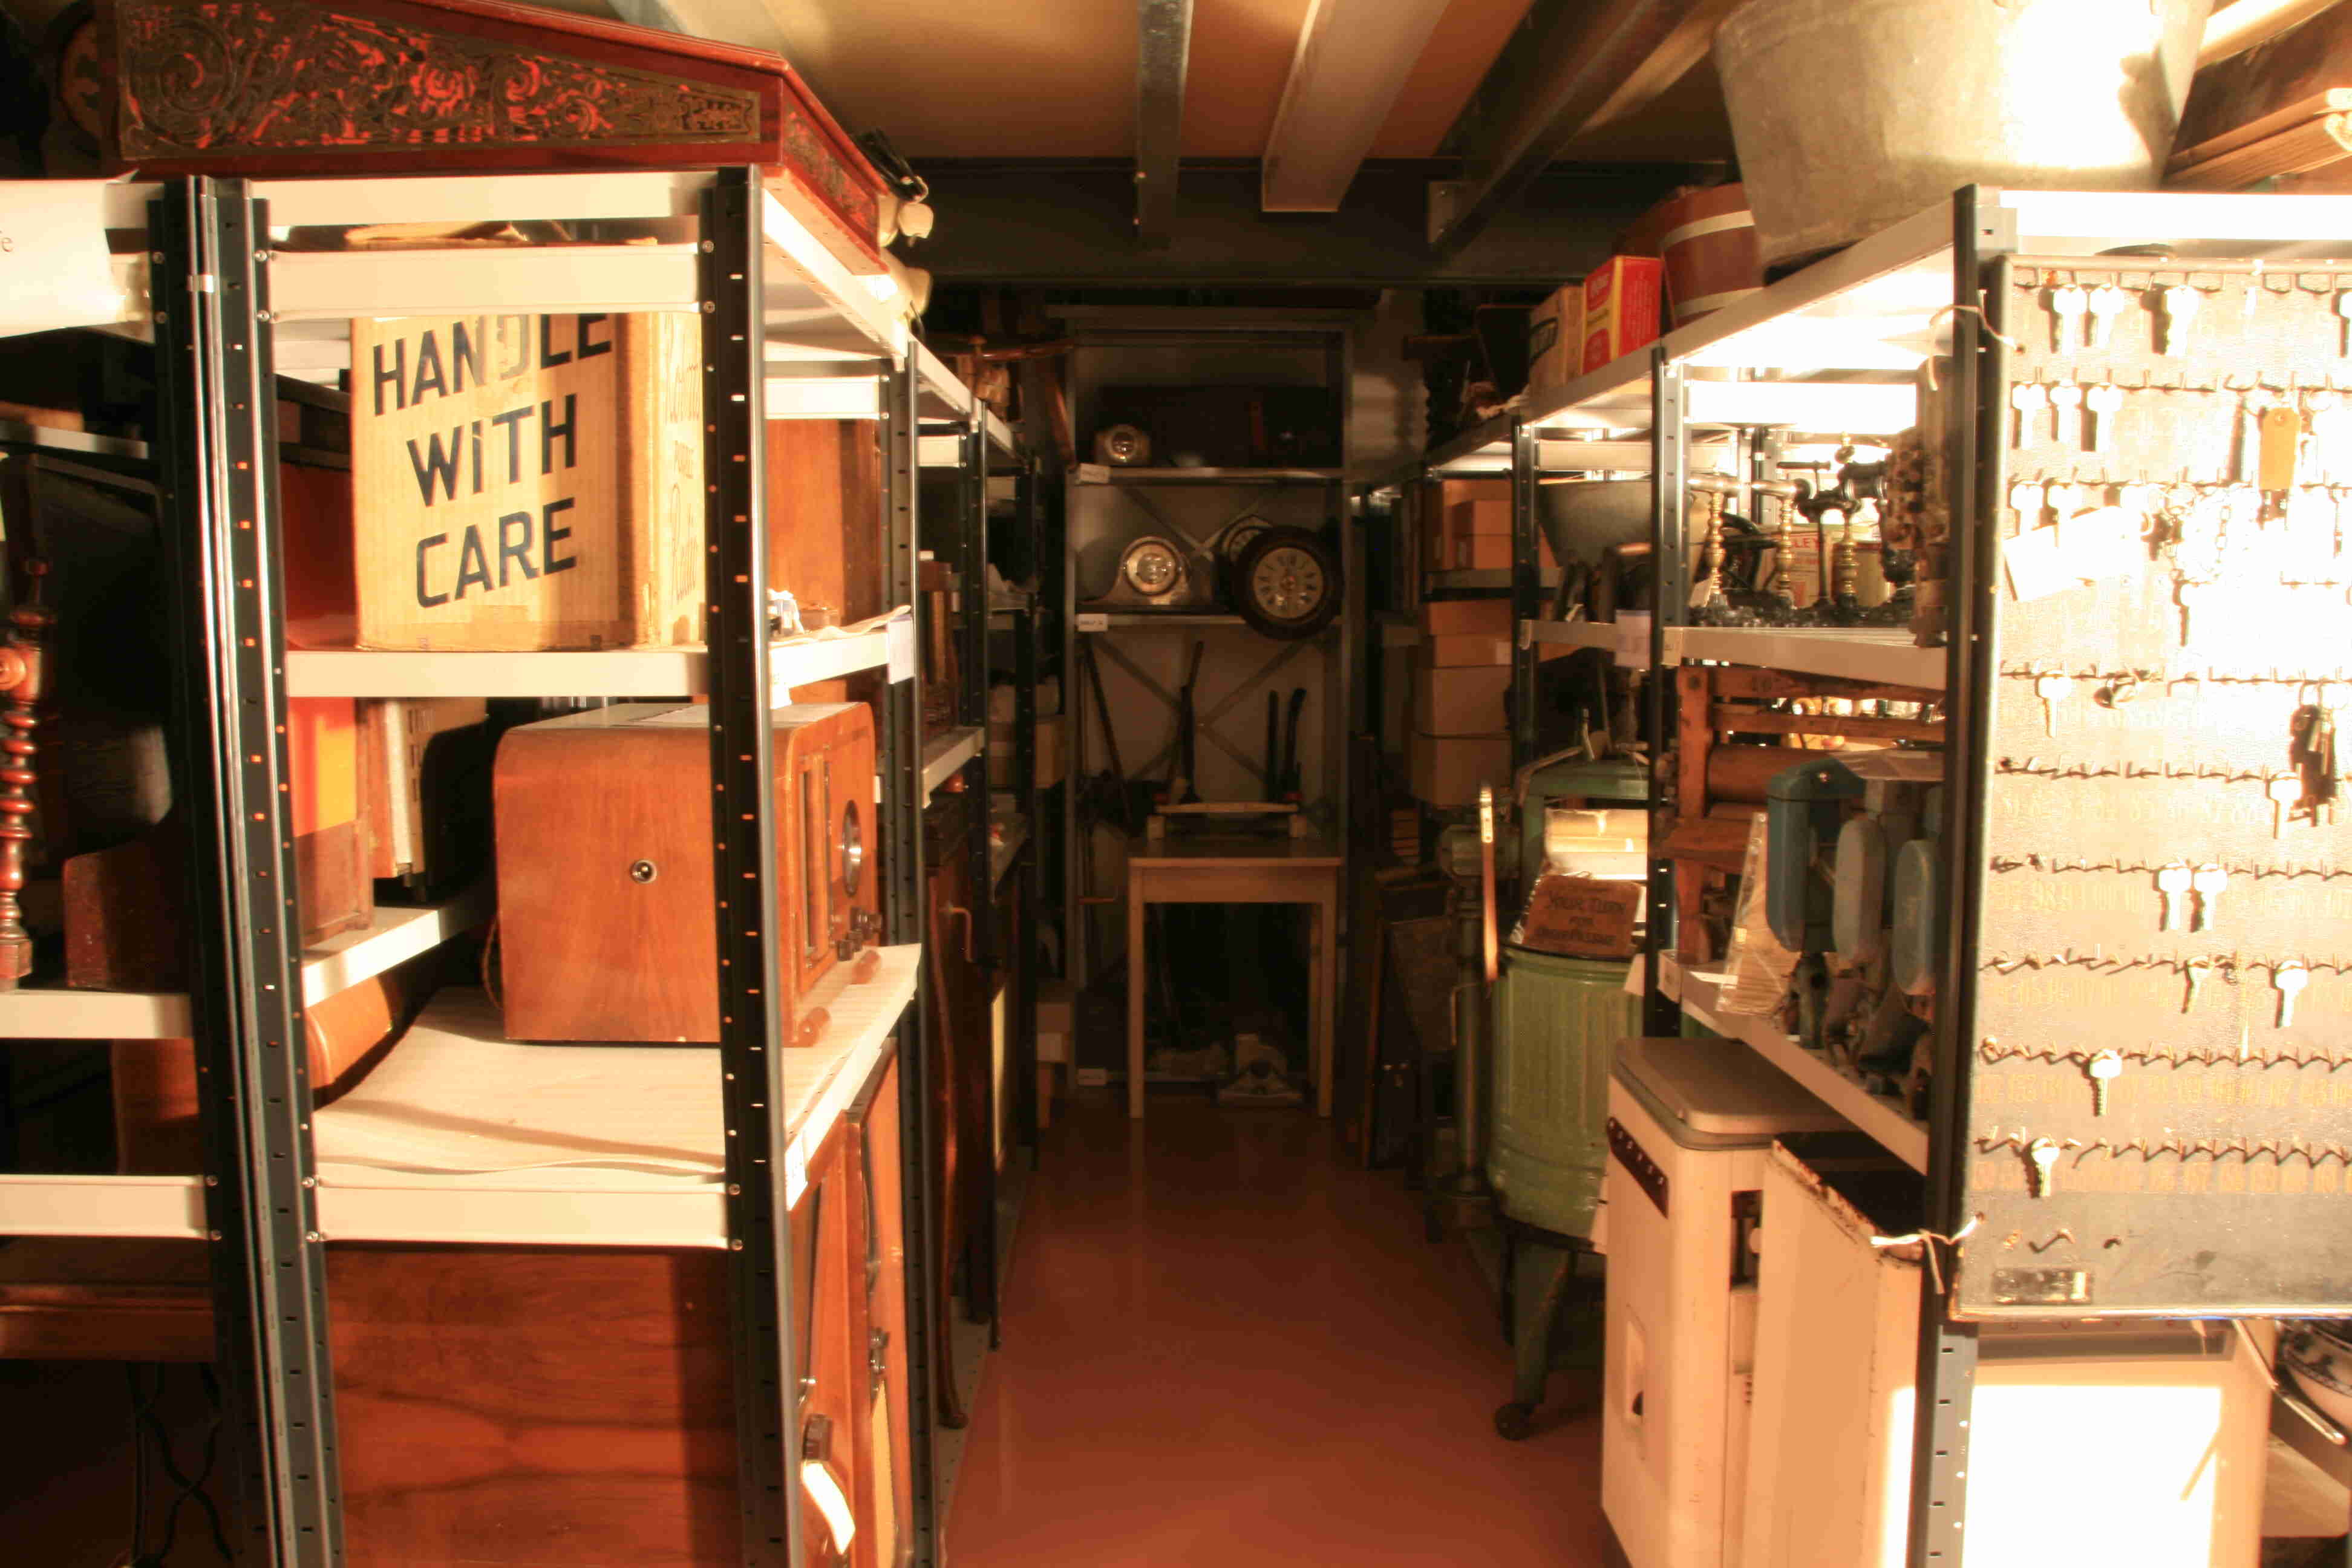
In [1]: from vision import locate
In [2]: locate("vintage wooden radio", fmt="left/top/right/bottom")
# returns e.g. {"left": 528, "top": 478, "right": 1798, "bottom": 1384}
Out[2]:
{"left": 494, "top": 701, "right": 879, "bottom": 1045}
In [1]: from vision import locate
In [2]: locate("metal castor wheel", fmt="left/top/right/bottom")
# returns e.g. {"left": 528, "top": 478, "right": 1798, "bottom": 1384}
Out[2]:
{"left": 1493, "top": 1401, "right": 1537, "bottom": 1441}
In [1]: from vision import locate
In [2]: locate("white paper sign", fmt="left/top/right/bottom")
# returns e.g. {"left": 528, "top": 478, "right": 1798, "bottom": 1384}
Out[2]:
{"left": 0, "top": 183, "right": 132, "bottom": 335}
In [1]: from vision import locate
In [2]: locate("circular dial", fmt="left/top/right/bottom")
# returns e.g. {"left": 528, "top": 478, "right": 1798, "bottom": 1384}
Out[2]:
{"left": 1247, "top": 544, "right": 1327, "bottom": 621}
{"left": 1220, "top": 515, "right": 1270, "bottom": 564}
{"left": 840, "top": 799, "right": 864, "bottom": 897}
{"left": 1121, "top": 539, "right": 1183, "bottom": 598}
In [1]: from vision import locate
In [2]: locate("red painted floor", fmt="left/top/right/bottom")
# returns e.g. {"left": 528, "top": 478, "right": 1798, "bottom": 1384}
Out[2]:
{"left": 946, "top": 1095, "right": 1606, "bottom": 1567}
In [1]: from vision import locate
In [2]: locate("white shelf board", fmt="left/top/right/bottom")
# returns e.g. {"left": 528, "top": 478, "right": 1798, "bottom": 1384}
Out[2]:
{"left": 1527, "top": 620, "right": 1624, "bottom": 655}
{"left": 254, "top": 170, "right": 711, "bottom": 230}
{"left": 1667, "top": 626, "right": 1946, "bottom": 690}
{"left": 302, "top": 884, "right": 492, "bottom": 1008}
{"left": 1076, "top": 466, "right": 1342, "bottom": 486}
{"left": 0, "top": 1174, "right": 206, "bottom": 1240}
{"left": 924, "top": 727, "right": 984, "bottom": 794}
{"left": 0, "top": 988, "right": 192, "bottom": 1040}
{"left": 310, "top": 947, "right": 918, "bottom": 1248}
{"left": 0, "top": 886, "right": 495, "bottom": 1041}
{"left": 286, "top": 621, "right": 903, "bottom": 699}
{"left": 1671, "top": 958, "right": 1928, "bottom": 1174}
{"left": 269, "top": 244, "right": 701, "bottom": 321}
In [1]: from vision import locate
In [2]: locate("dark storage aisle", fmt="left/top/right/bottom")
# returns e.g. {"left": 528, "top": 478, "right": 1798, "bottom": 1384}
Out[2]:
{"left": 947, "top": 1097, "right": 1604, "bottom": 1566}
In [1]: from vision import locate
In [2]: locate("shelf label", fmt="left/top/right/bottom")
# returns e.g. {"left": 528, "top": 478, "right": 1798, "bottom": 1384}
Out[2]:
{"left": 0, "top": 183, "right": 125, "bottom": 335}
{"left": 1074, "top": 612, "right": 1109, "bottom": 633}
{"left": 1614, "top": 611, "right": 1653, "bottom": 668}
{"left": 884, "top": 615, "right": 917, "bottom": 682}
{"left": 1076, "top": 463, "right": 1112, "bottom": 485}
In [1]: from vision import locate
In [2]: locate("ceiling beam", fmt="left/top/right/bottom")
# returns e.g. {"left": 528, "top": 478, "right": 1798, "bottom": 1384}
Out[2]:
{"left": 1261, "top": 0, "right": 1458, "bottom": 212}
{"left": 1135, "top": 0, "right": 1196, "bottom": 248}
{"left": 1429, "top": 0, "right": 1740, "bottom": 260}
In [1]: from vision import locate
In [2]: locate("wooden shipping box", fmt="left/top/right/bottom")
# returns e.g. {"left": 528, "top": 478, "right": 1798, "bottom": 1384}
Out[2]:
{"left": 351, "top": 312, "right": 702, "bottom": 652}
{"left": 1452, "top": 534, "right": 1560, "bottom": 572}
{"left": 1413, "top": 661, "right": 1512, "bottom": 737}
{"left": 1408, "top": 730, "right": 1511, "bottom": 807}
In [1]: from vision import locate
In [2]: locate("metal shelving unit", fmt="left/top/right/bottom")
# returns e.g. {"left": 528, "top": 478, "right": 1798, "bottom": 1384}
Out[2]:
{"left": 1380, "top": 185, "right": 2352, "bottom": 1567}
{"left": 0, "top": 166, "right": 1016, "bottom": 1568}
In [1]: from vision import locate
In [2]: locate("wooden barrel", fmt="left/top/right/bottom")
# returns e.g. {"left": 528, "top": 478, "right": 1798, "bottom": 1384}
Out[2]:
{"left": 1658, "top": 184, "right": 1762, "bottom": 327}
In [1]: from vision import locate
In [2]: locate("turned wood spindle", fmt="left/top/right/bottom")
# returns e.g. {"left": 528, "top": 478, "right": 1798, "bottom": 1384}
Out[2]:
{"left": 0, "top": 561, "right": 54, "bottom": 988}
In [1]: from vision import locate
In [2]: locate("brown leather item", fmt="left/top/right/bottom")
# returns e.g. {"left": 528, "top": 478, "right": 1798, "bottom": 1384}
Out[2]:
{"left": 494, "top": 701, "right": 878, "bottom": 1044}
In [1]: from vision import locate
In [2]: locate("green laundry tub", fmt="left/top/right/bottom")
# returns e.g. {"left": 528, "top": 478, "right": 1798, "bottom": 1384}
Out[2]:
{"left": 1487, "top": 947, "right": 1639, "bottom": 1241}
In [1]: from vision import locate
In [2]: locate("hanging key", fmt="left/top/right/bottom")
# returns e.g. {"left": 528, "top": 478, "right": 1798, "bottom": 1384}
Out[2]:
{"left": 2085, "top": 1051, "right": 2122, "bottom": 1116}
{"left": 2050, "top": 285, "right": 2088, "bottom": 351}
{"left": 2026, "top": 1137, "right": 2063, "bottom": 1197}
{"left": 2161, "top": 286, "right": 2201, "bottom": 356}
{"left": 2192, "top": 863, "right": 2228, "bottom": 932}
{"left": 2010, "top": 479, "right": 2048, "bottom": 528}
{"left": 2184, "top": 956, "right": 2211, "bottom": 1013}
{"left": 2086, "top": 283, "right": 2129, "bottom": 348}
{"left": 2156, "top": 862, "right": 2192, "bottom": 931}
{"left": 2270, "top": 774, "right": 2303, "bottom": 837}
{"left": 2276, "top": 961, "right": 2311, "bottom": 1028}
{"left": 2011, "top": 382, "right": 2050, "bottom": 447}
{"left": 2034, "top": 672, "right": 2073, "bottom": 736}
{"left": 2086, "top": 382, "right": 2123, "bottom": 454}
{"left": 2050, "top": 382, "right": 2085, "bottom": 450}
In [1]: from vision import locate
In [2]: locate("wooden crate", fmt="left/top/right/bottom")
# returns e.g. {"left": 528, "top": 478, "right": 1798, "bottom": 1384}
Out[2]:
{"left": 351, "top": 312, "right": 702, "bottom": 651}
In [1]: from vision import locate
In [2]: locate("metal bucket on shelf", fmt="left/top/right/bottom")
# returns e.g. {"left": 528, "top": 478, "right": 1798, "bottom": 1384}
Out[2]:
{"left": 1713, "top": 0, "right": 2213, "bottom": 273}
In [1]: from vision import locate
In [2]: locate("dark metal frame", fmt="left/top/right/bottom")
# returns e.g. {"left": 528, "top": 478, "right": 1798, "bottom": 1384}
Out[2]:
{"left": 1636, "top": 349, "right": 1687, "bottom": 1040}
{"left": 699, "top": 167, "right": 808, "bottom": 1568}
{"left": 153, "top": 174, "right": 343, "bottom": 1568}
{"left": 880, "top": 355, "right": 942, "bottom": 1567}
{"left": 1508, "top": 420, "right": 1540, "bottom": 773}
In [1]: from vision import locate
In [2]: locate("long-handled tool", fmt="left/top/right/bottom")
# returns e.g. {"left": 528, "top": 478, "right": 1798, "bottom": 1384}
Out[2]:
{"left": 1264, "top": 691, "right": 1281, "bottom": 802}
{"left": 1277, "top": 685, "right": 1307, "bottom": 802}
{"left": 1166, "top": 640, "right": 1206, "bottom": 806}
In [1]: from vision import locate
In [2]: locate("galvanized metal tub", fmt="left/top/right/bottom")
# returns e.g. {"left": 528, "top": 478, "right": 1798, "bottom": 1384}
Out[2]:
{"left": 1713, "top": 0, "right": 2213, "bottom": 272}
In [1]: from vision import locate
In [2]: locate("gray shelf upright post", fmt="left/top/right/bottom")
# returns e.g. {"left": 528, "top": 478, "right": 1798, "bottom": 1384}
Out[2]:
{"left": 1509, "top": 419, "right": 1539, "bottom": 774}
{"left": 700, "top": 167, "right": 806, "bottom": 1568}
{"left": 879, "top": 352, "right": 941, "bottom": 1567}
{"left": 1906, "top": 186, "right": 1996, "bottom": 1568}
{"left": 1641, "top": 351, "right": 1685, "bottom": 1039}
{"left": 152, "top": 174, "right": 344, "bottom": 1568}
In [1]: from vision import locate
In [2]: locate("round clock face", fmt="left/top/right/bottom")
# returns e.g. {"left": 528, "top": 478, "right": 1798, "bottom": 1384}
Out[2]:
{"left": 1221, "top": 516, "right": 1270, "bottom": 563}
{"left": 840, "top": 800, "right": 864, "bottom": 896}
{"left": 1122, "top": 540, "right": 1182, "bottom": 597}
{"left": 1249, "top": 544, "right": 1327, "bottom": 621}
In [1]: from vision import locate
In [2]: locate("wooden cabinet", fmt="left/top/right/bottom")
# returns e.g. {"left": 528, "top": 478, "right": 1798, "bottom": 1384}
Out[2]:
{"left": 325, "top": 1047, "right": 907, "bottom": 1568}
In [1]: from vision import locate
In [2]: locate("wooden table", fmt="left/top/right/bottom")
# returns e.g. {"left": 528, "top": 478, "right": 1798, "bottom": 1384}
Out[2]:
{"left": 1125, "top": 835, "right": 1343, "bottom": 1120}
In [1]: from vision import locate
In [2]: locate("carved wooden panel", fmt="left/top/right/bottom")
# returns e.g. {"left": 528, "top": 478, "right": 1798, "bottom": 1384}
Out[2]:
{"left": 113, "top": 0, "right": 759, "bottom": 158}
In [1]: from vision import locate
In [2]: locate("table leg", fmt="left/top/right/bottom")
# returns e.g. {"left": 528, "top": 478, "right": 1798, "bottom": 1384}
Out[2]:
{"left": 1315, "top": 884, "right": 1337, "bottom": 1119}
{"left": 1128, "top": 878, "right": 1146, "bottom": 1120}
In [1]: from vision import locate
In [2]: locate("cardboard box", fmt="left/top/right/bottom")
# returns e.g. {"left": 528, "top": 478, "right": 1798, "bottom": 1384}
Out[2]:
{"left": 1413, "top": 662, "right": 1513, "bottom": 737}
{"left": 1419, "top": 598, "right": 1512, "bottom": 638}
{"left": 1452, "top": 534, "right": 1560, "bottom": 572}
{"left": 352, "top": 313, "right": 704, "bottom": 650}
{"left": 1410, "top": 730, "right": 1511, "bottom": 807}
{"left": 986, "top": 714, "right": 1066, "bottom": 789}
{"left": 1423, "top": 477, "right": 1508, "bottom": 569}
{"left": 1426, "top": 633, "right": 1512, "bottom": 667}
{"left": 1448, "top": 497, "right": 1512, "bottom": 536}
{"left": 1526, "top": 281, "right": 1583, "bottom": 397}
{"left": 1582, "top": 257, "right": 1665, "bottom": 374}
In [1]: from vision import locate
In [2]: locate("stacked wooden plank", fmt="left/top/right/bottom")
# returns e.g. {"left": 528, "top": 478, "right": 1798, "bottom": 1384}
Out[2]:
{"left": 2165, "top": 88, "right": 2352, "bottom": 189}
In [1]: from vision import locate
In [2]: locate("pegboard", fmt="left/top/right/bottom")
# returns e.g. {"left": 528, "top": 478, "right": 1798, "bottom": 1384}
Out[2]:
{"left": 1958, "top": 253, "right": 2352, "bottom": 1318}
